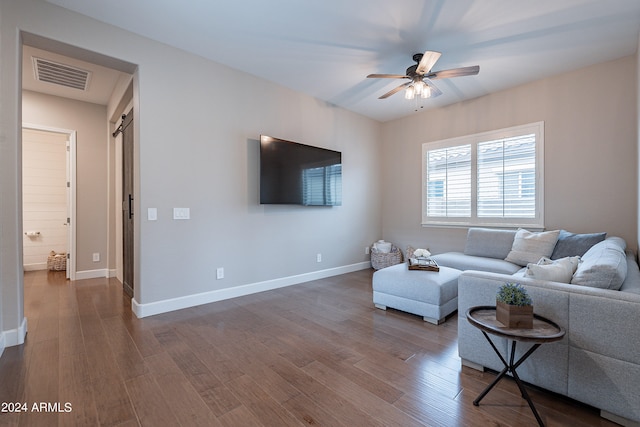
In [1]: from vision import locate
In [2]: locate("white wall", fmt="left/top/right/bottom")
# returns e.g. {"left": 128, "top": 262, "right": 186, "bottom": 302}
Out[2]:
{"left": 1, "top": 0, "right": 383, "bottom": 329}
{"left": 381, "top": 55, "right": 638, "bottom": 254}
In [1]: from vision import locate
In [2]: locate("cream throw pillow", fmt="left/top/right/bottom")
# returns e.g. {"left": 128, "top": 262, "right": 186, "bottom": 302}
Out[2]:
{"left": 525, "top": 256, "right": 580, "bottom": 283}
{"left": 505, "top": 229, "right": 560, "bottom": 266}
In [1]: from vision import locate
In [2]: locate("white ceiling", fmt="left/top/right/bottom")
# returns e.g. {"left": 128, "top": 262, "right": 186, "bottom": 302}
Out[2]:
{"left": 43, "top": 0, "right": 640, "bottom": 122}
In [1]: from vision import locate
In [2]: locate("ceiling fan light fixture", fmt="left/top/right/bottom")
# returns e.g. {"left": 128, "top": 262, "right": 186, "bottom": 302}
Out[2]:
{"left": 421, "top": 85, "right": 431, "bottom": 98}
{"left": 414, "top": 80, "right": 424, "bottom": 96}
{"left": 405, "top": 85, "right": 415, "bottom": 100}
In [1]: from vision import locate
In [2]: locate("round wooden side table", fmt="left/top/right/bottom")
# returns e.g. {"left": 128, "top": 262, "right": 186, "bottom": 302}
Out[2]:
{"left": 466, "top": 306, "right": 566, "bottom": 427}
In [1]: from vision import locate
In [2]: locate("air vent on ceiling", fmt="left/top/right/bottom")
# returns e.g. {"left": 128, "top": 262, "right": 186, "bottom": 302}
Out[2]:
{"left": 32, "top": 57, "right": 91, "bottom": 91}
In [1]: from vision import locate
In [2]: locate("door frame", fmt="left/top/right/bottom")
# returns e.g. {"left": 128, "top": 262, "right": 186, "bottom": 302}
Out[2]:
{"left": 22, "top": 123, "right": 77, "bottom": 280}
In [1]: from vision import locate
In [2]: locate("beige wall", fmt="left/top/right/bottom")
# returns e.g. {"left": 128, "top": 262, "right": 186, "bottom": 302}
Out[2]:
{"left": 381, "top": 55, "right": 638, "bottom": 254}
{"left": 22, "top": 90, "right": 110, "bottom": 274}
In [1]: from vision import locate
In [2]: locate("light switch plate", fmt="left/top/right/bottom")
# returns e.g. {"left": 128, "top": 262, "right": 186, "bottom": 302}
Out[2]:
{"left": 148, "top": 208, "right": 157, "bottom": 221}
{"left": 173, "top": 207, "right": 190, "bottom": 220}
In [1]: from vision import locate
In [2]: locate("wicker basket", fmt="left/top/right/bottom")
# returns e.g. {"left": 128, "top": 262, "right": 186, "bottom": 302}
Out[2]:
{"left": 47, "top": 251, "right": 67, "bottom": 271}
{"left": 370, "top": 244, "right": 403, "bottom": 270}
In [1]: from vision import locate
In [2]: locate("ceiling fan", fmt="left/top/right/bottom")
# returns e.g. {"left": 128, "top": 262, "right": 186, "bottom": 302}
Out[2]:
{"left": 367, "top": 51, "right": 479, "bottom": 100}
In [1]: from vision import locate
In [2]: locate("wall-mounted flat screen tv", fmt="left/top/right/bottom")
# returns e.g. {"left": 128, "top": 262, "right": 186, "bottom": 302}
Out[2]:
{"left": 260, "top": 135, "right": 342, "bottom": 206}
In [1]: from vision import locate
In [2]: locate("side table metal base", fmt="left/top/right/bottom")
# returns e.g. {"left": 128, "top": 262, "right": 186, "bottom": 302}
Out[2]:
{"left": 473, "top": 331, "right": 545, "bottom": 427}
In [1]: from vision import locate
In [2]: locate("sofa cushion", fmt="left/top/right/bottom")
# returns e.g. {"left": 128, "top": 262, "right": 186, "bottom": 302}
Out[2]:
{"left": 505, "top": 229, "right": 560, "bottom": 266}
{"left": 551, "top": 230, "right": 606, "bottom": 259}
{"left": 525, "top": 256, "right": 580, "bottom": 283}
{"left": 620, "top": 252, "right": 640, "bottom": 294}
{"left": 431, "top": 252, "right": 522, "bottom": 275}
{"left": 571, "top": 238, "right": 627, "bottom": 290}
{"left": 464, "top": 228, "right": 517, "bottom": 259}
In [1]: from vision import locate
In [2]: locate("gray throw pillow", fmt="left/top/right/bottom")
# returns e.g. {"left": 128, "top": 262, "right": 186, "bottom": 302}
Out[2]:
{"left": 571, "top": 239, "right": 626, "bottom": 290}
{"left": 551, "top": 230, "right": 606, "bottom": 259}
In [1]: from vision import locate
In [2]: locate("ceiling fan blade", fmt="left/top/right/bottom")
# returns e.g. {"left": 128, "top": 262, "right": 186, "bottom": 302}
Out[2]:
{"left": 367, "top": 73, "right": 408, "bottom": 79}
{"left": 416, "top": 50, "right": 442, "bottom": 75}
{"left": 428, "top": 65, "right": 480, "bottom": 80}
{"left": 379, "top": 82, "right": 411, "bottom": 99}
{"left": 424, "top": 80, "right": 443, "bottom": 98}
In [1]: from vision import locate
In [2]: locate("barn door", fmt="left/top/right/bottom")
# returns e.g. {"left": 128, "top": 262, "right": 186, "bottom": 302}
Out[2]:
{"left": 121, "top": 109, "right": 134, "bottom": 297}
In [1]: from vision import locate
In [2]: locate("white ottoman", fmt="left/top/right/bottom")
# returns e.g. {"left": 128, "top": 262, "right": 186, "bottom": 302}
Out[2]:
{"left": 372, "top": 263, "right": 462, "bottom": 324}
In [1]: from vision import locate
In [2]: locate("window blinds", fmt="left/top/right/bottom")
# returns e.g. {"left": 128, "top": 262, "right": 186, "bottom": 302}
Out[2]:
{"left": 422, "top": 121, "right": 543, "bottom": 227}
{"left": 425, "top": 145, "right": 471, "bottom": 217}
{"left": 477, "top": 134, "right": 536, "bottom": 218}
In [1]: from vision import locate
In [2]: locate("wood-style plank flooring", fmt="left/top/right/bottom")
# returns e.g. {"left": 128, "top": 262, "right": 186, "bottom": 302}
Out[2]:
{"left": 0, "top": 269, "right": 617, "bottom": 426}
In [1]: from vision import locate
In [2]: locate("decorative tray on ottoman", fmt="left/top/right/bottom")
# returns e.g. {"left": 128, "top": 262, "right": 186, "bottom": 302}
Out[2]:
{"left": 408, "top": 257, "right": 439, "bottom": 272}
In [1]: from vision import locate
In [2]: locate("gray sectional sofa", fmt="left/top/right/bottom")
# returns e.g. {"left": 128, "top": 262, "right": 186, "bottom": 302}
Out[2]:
{"left": 431, "top": 228, "right": 640, "bottom": 426}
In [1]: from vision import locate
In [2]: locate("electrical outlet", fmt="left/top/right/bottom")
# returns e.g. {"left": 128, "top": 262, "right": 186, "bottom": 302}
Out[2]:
{"left": 316, "top": 253, "right": 322, "bottom": 263}
{"left": 92, "top": 253, "right": 100, "bottom": 262}
{"left": 365, "top": 246, "right": 370, "bottom": 255}
{"left": 216, "top": 267, "right": 224, "bottom": 279}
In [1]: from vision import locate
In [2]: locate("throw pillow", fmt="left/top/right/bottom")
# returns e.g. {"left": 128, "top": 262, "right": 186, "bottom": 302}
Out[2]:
{"left": 525, "top": 256, "right": 580, "bottom": 283}
{"left": 505, "top": 229, "right": 561, "bottom": 266}
{"left": 550, "top": 230, "right": 606, "bottom": 259}
{"left": 571, "top": 239, "right": 627, "bottom": 290}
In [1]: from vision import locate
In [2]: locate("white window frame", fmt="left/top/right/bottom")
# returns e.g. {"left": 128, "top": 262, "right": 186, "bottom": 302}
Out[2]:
{"left": 422, "top": 121, "right": 544, "bottom": 229}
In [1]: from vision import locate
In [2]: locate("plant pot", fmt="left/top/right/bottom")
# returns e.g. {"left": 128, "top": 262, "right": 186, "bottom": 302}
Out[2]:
{"left": 496, "top": 300, "right": 533, "bottom": 329}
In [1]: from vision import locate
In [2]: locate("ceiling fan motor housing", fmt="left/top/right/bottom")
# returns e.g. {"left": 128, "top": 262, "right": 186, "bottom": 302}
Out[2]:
{"left": 406, "top": 64, "right": 419, "bottom": 77}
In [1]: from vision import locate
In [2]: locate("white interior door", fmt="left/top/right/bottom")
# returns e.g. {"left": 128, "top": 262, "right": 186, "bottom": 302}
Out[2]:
{"left": 22, "top": 124, "right": 76, "bottom": 279}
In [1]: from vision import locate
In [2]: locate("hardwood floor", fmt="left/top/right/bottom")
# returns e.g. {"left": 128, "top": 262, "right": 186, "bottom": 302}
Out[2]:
{"left": 0, "top": 269, "right": 617, "bottom": 426}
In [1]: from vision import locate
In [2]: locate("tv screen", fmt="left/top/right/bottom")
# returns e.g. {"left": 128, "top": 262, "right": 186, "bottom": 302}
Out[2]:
{"left": 260, "top": 135, "right": 342, "bottom": 206}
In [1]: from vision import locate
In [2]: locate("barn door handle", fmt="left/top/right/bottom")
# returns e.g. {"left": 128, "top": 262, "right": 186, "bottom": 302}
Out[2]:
{"left": 128, "top": 194, "right": 133, "bottom": 219}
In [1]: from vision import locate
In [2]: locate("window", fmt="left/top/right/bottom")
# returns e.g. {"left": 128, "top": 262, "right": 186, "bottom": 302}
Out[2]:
{"left": 422, "top": 122, "right": 544, "bottom": 228}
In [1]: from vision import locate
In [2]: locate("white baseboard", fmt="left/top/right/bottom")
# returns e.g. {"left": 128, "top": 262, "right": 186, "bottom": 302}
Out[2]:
{"left": 2, "top": 317, "right": 28, "bottom": 349}
{"left": 75, "top": 268, "right": 110, "bottom": 280}
{"left": 108, "top": 269, "right": 117, "bottom": 278}
{"left": 23, "top": 263, "right": 47, "bottom": 271}
{"left": 132, "top": 261, "right": 371, "bottom": 318}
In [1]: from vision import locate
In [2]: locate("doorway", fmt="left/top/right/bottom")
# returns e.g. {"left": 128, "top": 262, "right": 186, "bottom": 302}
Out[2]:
{"left": 19, "top": 32, "right": 139, "bottom": 318}
{"left": 22, "top": 125, "right": 76, "bottom": 280}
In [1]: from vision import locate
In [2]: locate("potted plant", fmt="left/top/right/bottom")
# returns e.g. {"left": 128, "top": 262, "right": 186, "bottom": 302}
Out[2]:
{"left": 496, "top": 283, "right": 533, "bottom": 329}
